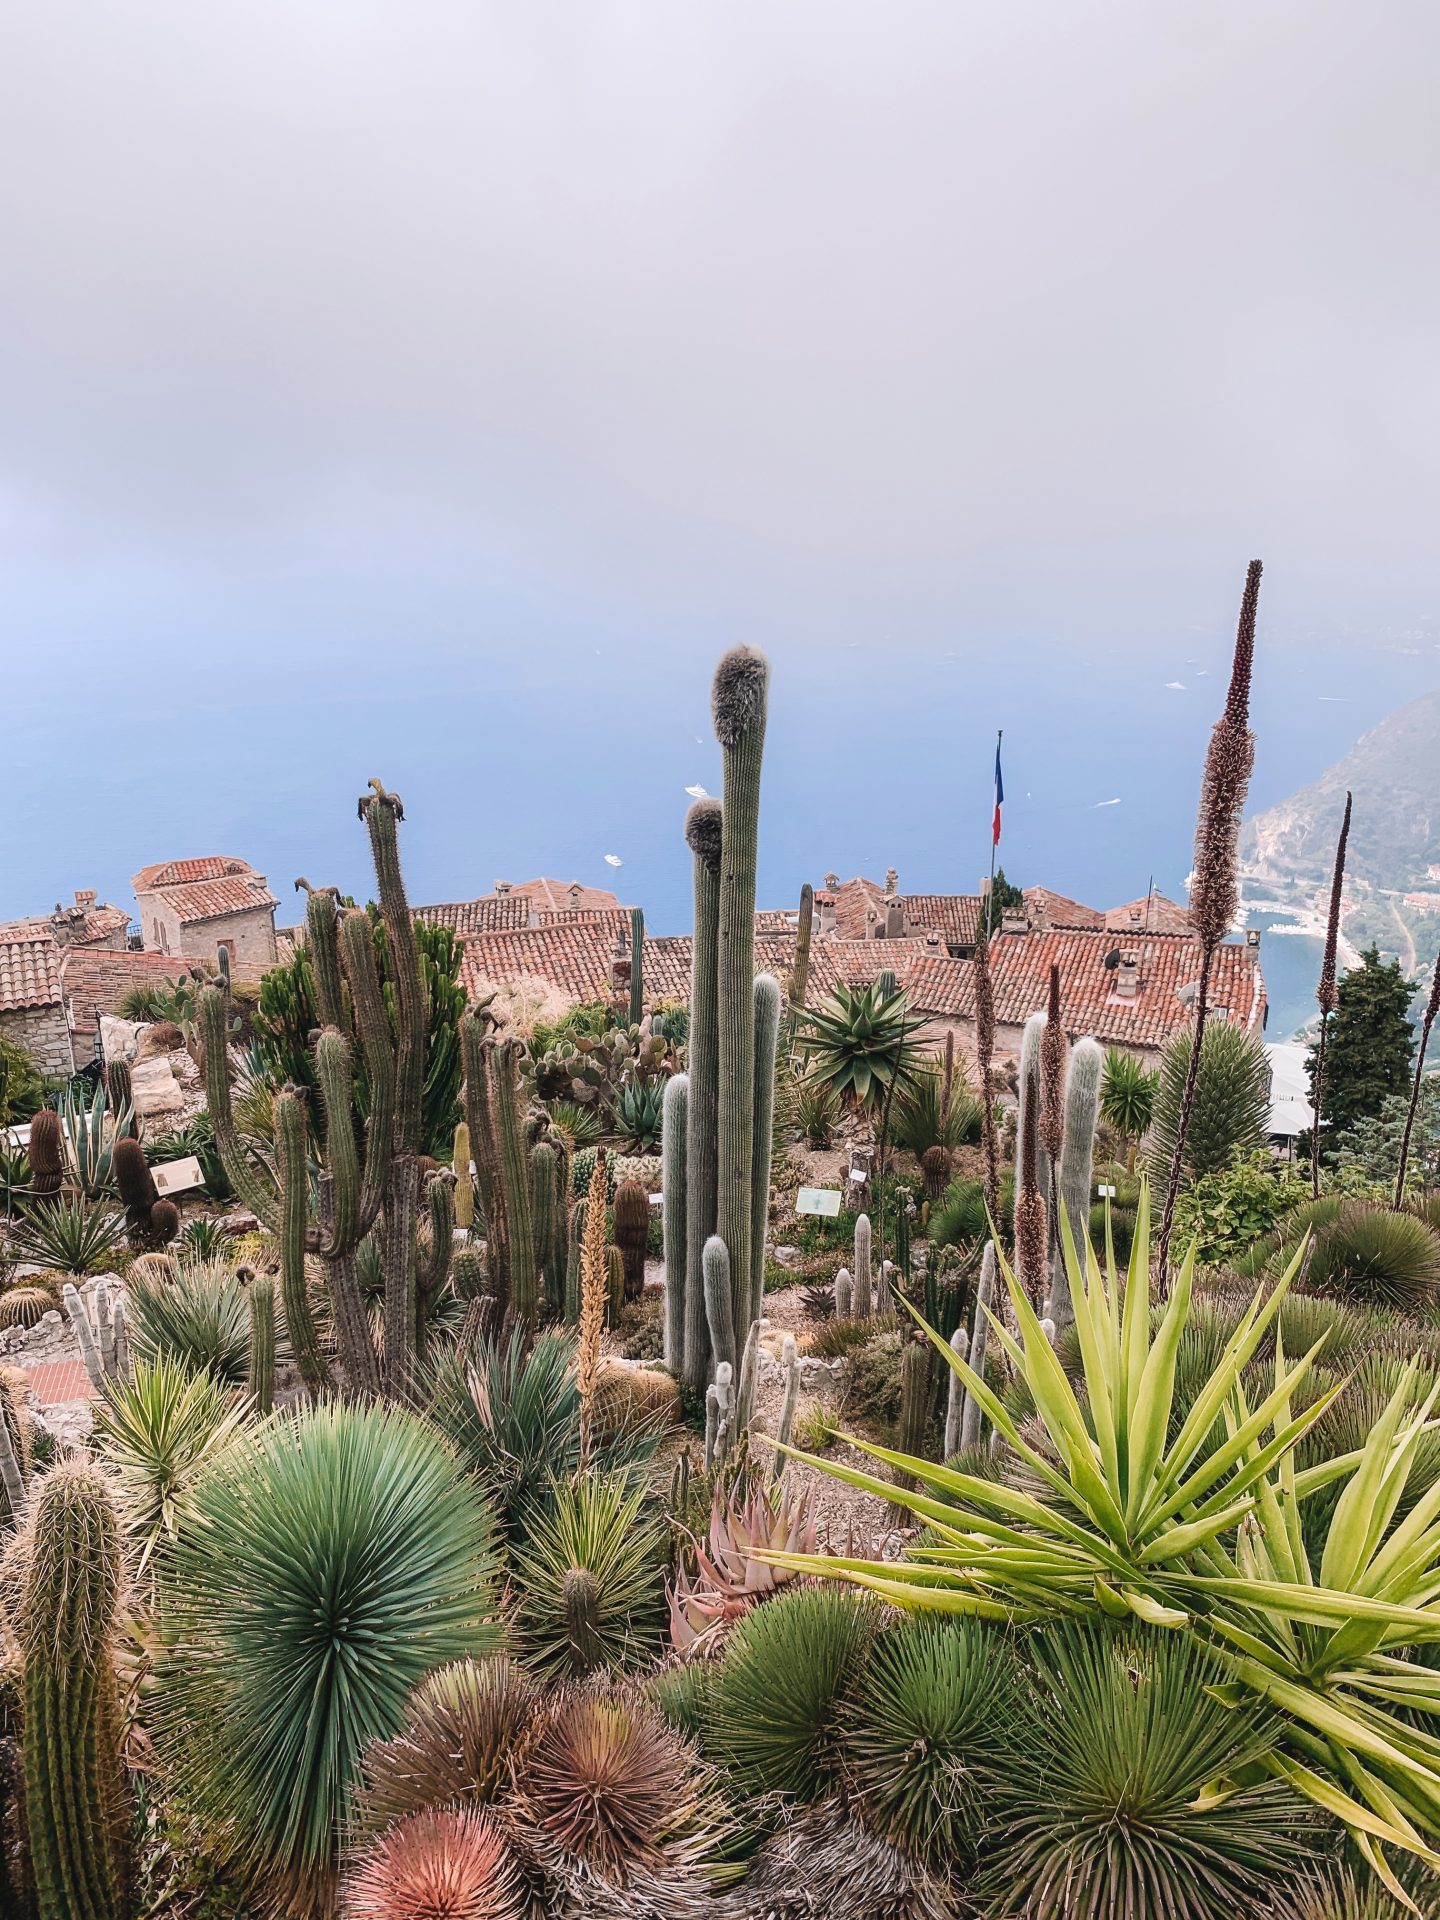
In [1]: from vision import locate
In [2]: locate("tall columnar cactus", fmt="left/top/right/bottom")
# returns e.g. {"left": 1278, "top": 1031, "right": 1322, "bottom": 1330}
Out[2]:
{"left": 683, "top": 798, "right": 724, "bottom": 1395}
{"left": 113, "top": 1137, "right": 180, "bottom": 1252}
{"left": 605, "top": 1246, "right": 626, "bottom": 1330}
{"left": 774, "top": 1333, "right": 801, "bottom": 1469}
{"left": 247, "top": 1272, "right": 276, "bottom": 1415}
{"left": 530, "top": 1140, "right": 562, "bottom": 1320}
{"left": 19, "top": 1462, "right": 130, "bottom": 1920}
{"left": 943, "top": 1326, "right": 970, "bottom": 1459}
{"left": 834, "top": 1267, "right": 853, "bottom": 1318}
{"left": 789, "top": 883, "right": 814, "bottom": 1027}
{"left": 1014, "top": 1011, "right": 1051, "bottom": 1291}
{"left": 63, "top": 1283, "right": 128, "bottom": 1392}
{"left": 703, "top": 1235, "right": 737, "bottom": 1376}
{"left": 0, "top": 1366, "right": 30, "bottom": 1528}
{"left": 1051, "top": 1038, "right": 1103, "bottom": 1330}
{"left": 452, "top": 1121, "right": 474, "bottom": 1231}
{"left": 713, "top": 646, "right": 769, "bottom": 1349}
{"left": 736, "top": 1315, "right": 761, "bottom": 1430}
{"left": 629, "top": 906, "right": 646, "bottom": 1029}
{"left": 104, "top": 1057, "right": 139, "bottom": 1140}
{"left": 461, "top": 1024, "right": 540, "bottom": 1338}
{"left": 28, "top": 1107, "right": 64, "bottom": 1204}
{"left": 200, "top": 784, "right": 449, "bottom": 1400}
{"left": 662, "top": 1072, "right": 689, "bottom": 1370}
{"left": 891, "top": 1334, "right": 931, "bottom": 1509}
{"left": 853, "top": 1213, "right": 873, "bottom": 1320}
{"left": 959, "top": 1241, "right": 997, "bottom": 1452}
{"left": 613, "top": 1178, "right": 650, "bottom": 1305}
{"left": 1015, "top": 1073, "right": 1049, "bottom": 1313}
{"left": 748, "top": 973, "right": 782, "bottom": 1330}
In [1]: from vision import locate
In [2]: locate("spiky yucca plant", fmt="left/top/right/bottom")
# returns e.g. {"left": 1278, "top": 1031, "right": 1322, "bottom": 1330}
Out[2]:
{"left": 708, "top": 1584, "right": 877, "bottom": 1801}
{"left": 1149, "top": 1018, "right": 1270, "bottom": 1185}
{"left": 90, "top": 1355, "right": 247, "bottom": 1573}
{"left": 344, "top": 1806, "right": 529, "bottom": 1920}
{"left": 126, "top": 1258, "right": 252, "bottom": 1383}
{"left": 984, "top": 1626, "right": 1315, "bottom": 1920}
{"left": 1267, "top": 1865, "right": 1417, "bottom": 1919}
{"left": 353, "top": 1656, "right": 538, "bottom": 1838}
{"left": 844, "top": 1616, "right": 1018, "bottom": 1868}
{"left": 1302, "top": 1203, "right": 1440, "bottom": 1310}
{"left": 8, "top": 1197, "right": 126, "bottom": 1275}
{"left": 154, "top": 1401, "right": 500, "bottom": 1917}
{"left": 513, "top": 1688, "right": 732, "bottom": 1903}
{"left": 511, "top": 1474, "right": 664, "bottom": 1678}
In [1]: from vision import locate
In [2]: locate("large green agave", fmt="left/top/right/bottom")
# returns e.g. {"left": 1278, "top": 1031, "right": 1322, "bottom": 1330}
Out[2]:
{"left": 770, "top": 1184, "right": 1440, "bottom": 1908}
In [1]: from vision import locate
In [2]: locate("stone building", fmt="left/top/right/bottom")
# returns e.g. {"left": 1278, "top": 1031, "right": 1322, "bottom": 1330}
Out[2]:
{"left": 132, "top": 857, "right": 278, "bottom": 973}
{"left": 0, "top": 890, "right": 136, "bottom": 1077}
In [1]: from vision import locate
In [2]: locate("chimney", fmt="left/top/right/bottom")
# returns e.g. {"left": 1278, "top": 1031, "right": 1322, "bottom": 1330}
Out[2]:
{"left": 1245, "top": 928, "right": 1262, "bottom": 948}
{"left": 611, "top": 924, "right": 630, "bottom": 997}
{"left": 866, "top": 907, "right": 880, "bottom": 939}
{"left": 817, "top": 894, "right": 836, "bottom": 937}
{"left": 75, "top": 889, "right": 97, "bottom": 910}
{"left": 1114, "top": 949, "right": 1141, "bottom": 998}
{"left": 569, "top": 883, "right": 583, "bottom": 909}
{"left": 494, "top": 880, "right": 511, "bottom": 896}
{"left": 824, "top": 872, "right": 840, "bottom": 891}
{"left": 885, "top": 898, "right": 904, "bottom": 939}
{"left": 884, "top": 867, "right": 899, "bottom": 896}
{"left": 1000, "top": 908, "right": 1029, "bottom": 937}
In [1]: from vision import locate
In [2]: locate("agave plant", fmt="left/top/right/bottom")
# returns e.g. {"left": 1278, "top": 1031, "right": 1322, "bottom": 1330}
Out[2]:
{"left": 352, "top": 1656, "right": 539, "bottom": 1838}
{"left": 177, "top": 1217, "right": 228, "bottom": 1263}
{"left": 55, "top": 1078, "right": 131, "bottom": 1199}
{"left": 510, "top": 1475, "right": 664, "bottom": 1678}
{"left": 668, "top": 1478, "right": 817, "bottom": 1654}
{"left": 90, "top": 1354, "right": 248, "bottom": 1571}
{"left": 890, "top": 1060, "right": 982, "bottom": 1157}
{"left": 796, "top": 981, "right": 925, "bottom": 1112}
{"left": 8, "top": 1197, "right": 126, "bottom": 1275}
{"left": 984, "top": 1624, "right": 1316, "bottom": 1920}
{"left": 614, "top": 1074, "right": 666, "bottom": 1153}
{"left": 769, "top": 1185, "right": 1440, "bottom": 1897}
{"left": 544, "top": 1098, "right": 606, "bottom": 1154}
{"left": 153, "top": 1401, "right": 501, "bottom": 1916}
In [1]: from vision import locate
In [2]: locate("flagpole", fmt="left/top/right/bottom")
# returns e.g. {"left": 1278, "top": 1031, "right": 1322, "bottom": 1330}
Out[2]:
{"left": 985, "top": 728, "right": 1003, "bottom": 940}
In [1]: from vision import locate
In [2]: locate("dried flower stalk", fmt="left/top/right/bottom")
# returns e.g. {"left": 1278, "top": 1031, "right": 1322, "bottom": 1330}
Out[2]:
{"left": 1396, "top": 961, "right": 1440, "bottom": 1207}
{"left": 1311, "top": 789, "right": 1352, "bottom": 1198}
{"left": 576, "top": 1148, "right": 608, "bottom": 1471}
{"left": 973, "top": 930, "right": 1001, "bottom": 1226}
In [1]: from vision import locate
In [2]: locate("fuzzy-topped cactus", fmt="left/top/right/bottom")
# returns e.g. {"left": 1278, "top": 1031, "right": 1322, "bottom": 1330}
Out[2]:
{"left": 18, "top": 1461, "right": 131, "bottom": 1920}
{"left": 682, "top": 797, "right": 724, "bottom": 1395}
{"left": 853, "top": 1213, "right": 873, "bottom": 1319}
{"left": 661, "top": 1072, "right": 689, "bottom": 1370}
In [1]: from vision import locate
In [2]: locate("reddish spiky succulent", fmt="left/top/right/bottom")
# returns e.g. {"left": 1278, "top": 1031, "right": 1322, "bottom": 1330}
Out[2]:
{"left": 668, "top": 1479, "right": 817, "bottom": 1654}
{"left": 354, "top": 1657, "right": 539, "bottom": 1838}
{"left": 344, "top": 1807, "right": 527, "bottom": 1920}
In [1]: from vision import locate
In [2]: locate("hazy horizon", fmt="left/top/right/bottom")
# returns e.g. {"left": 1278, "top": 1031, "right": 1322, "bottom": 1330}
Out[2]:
{"left": 4, "top": 4, "right": 1437, "bottom": 933}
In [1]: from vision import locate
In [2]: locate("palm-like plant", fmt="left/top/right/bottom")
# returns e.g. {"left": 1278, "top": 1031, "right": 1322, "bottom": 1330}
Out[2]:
{"left": 769, "top": 1188, "right": 1440, "bottom": 1895}
{"left": 797, "top": 982, "right": 925, "bottom": 1112}
{"left": 1149, "top": 1020, "right": 1271, "bottom": 1184}
{"left": 8, "top": 1197, "right": 126, "bottom": 1275}
{"left": 985, "top": 1625, "right": 1316, "bottom": 1920}
{"left": 1100, "top": 1046, "right": 1159, "bottom": 1170}
{"left": 154, "top": 1401, "right": 500, "bottom": 1917}
{"left": 90, "top": 1355, "right": 247, "bottom": 1571}
{"left": 510, "top": 1475, "right": 664, "bottom": 1678}
{"left": 544, "top": 1099, "right": 605, "bottom": 1153}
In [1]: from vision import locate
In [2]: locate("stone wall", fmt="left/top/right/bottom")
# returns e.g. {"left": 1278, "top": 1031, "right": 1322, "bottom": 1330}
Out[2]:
{"left": 0, "top": 1001, "right": 74, "bottom": 1077}
{"left": 141, "top": 898, "right": 277, "bottom": 973}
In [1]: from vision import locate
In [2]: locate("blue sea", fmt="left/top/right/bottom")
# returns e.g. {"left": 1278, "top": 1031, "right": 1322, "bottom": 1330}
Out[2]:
{"left": 1242, "top": 909, "right": 1326, "bottom": 1044}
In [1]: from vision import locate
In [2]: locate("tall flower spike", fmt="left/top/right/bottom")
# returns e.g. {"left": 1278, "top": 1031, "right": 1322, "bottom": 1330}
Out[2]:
{"left": 1396, "top": 959, "right": 1440, "bottom": 1207}
{"left": 1015, "top": 1076, "right": 1049, "bottom": 1310}
{"left": 576, "top": 1149, "right": 608, "bottom": 1470}
{"left": 1157, "top": 559, "right": 1263, "bottom": 1277}
{"left": 1311, "top": 789, "right": 1352, "bottom": 1199}
{"left": 973, "top": 931, "right": 1001, "bottom": 1226}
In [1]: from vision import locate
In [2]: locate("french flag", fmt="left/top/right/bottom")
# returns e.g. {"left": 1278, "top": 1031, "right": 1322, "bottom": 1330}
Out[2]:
{"left": 992, "top": 737, "right": 1004, "bottom": 846}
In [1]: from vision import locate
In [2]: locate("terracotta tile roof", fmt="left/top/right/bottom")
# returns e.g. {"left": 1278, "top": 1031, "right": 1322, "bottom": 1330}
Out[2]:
{"left": 417, "top": 897, "right": 535, "bottom": 936}
{"left": 831, "top": 876, "right": 890, "bottom": 939}
{"left": 900, "top": 894, "right": 981, "bottom": 949}
{"left": 905, "top": 929, "right": 1265, "bottom": 1049}
{"left": 0, "top": 925, "right": 63, "bottom": 1012}
{"left": 512, "top": 878, "right": 622, "bottom": 915}
{"left": 50, "top": 901, "right": 131, "bottom": 944}
{"left": 1105, "top": 893, "right": 1193, "bottom": 936}
{"left": 58, "top": 947, "right": 184, "bottom": 1034}
{"left": 150, "top": 874, "right": 279, "bottom": 926}
{"left": 133, "top": 855, "right": 255, "bottom": 891}
{"left": 1023, "top": 886, "right": 1104, "bottom": 930}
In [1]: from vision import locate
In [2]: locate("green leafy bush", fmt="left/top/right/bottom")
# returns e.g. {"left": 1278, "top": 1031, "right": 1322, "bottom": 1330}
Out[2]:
{"left": 1171, "top": 1151, "right": 1309, "bottom": 1265}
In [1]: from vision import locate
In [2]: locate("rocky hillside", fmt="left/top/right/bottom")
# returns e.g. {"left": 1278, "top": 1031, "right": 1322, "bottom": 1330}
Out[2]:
{"left": 1242, "top": 689, "right": 1440, "bottom": 895}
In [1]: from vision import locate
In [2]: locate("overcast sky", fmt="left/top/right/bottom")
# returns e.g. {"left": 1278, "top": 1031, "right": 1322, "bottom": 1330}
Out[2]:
{"left": 2, "top": 3, "right": 1437, "bottom": 924}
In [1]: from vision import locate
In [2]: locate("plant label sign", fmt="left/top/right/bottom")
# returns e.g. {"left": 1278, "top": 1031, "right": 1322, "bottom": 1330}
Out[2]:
{"left": 796, "top": 1186, "right": 842, "bottom": 1218}
{"left": 152, "top": 1156, "right": 204, "bottom": 1197}
{"left": 1096, "top": 1183, "right": 1117, "bottom": 1200}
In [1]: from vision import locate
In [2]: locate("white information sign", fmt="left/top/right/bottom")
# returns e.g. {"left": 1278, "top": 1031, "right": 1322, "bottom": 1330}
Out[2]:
{"left": 796, "top": 1186, "right": 843, "bottom": 1218}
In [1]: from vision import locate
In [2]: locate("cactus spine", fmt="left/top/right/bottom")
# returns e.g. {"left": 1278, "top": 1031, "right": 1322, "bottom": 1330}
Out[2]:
{"left": 703, "top": 1235, "right": 736, "bottom": 1376}
{"left": 713, "top": 646, "right": 769, "bottom": 1354}
{"left": 662, "top": 1072, "right": 689, "bottom": 1370}
{"left": 959, "top": 1241, "right": 997, "bottom": 1452}
{"left": 853, "top": 1213, "right": 873, "bottom": 1319}
{"left": 247, "top": 1272, "right": 275, "bottom": 1414}
{"left": 628, "top": 906, "right": 645, "bottom": 1029}
{"left": 1052, "top": 1037, "right": 1103, "bottom": 1329}
{"left": 683, "top": 798, "right": 723, "bottom": 1396}
{"left": 748, "top": 973, "right": 782, "bottom": 1331}
{"left": 19, "top": 1462, "right": 130, "bottom": 1920}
